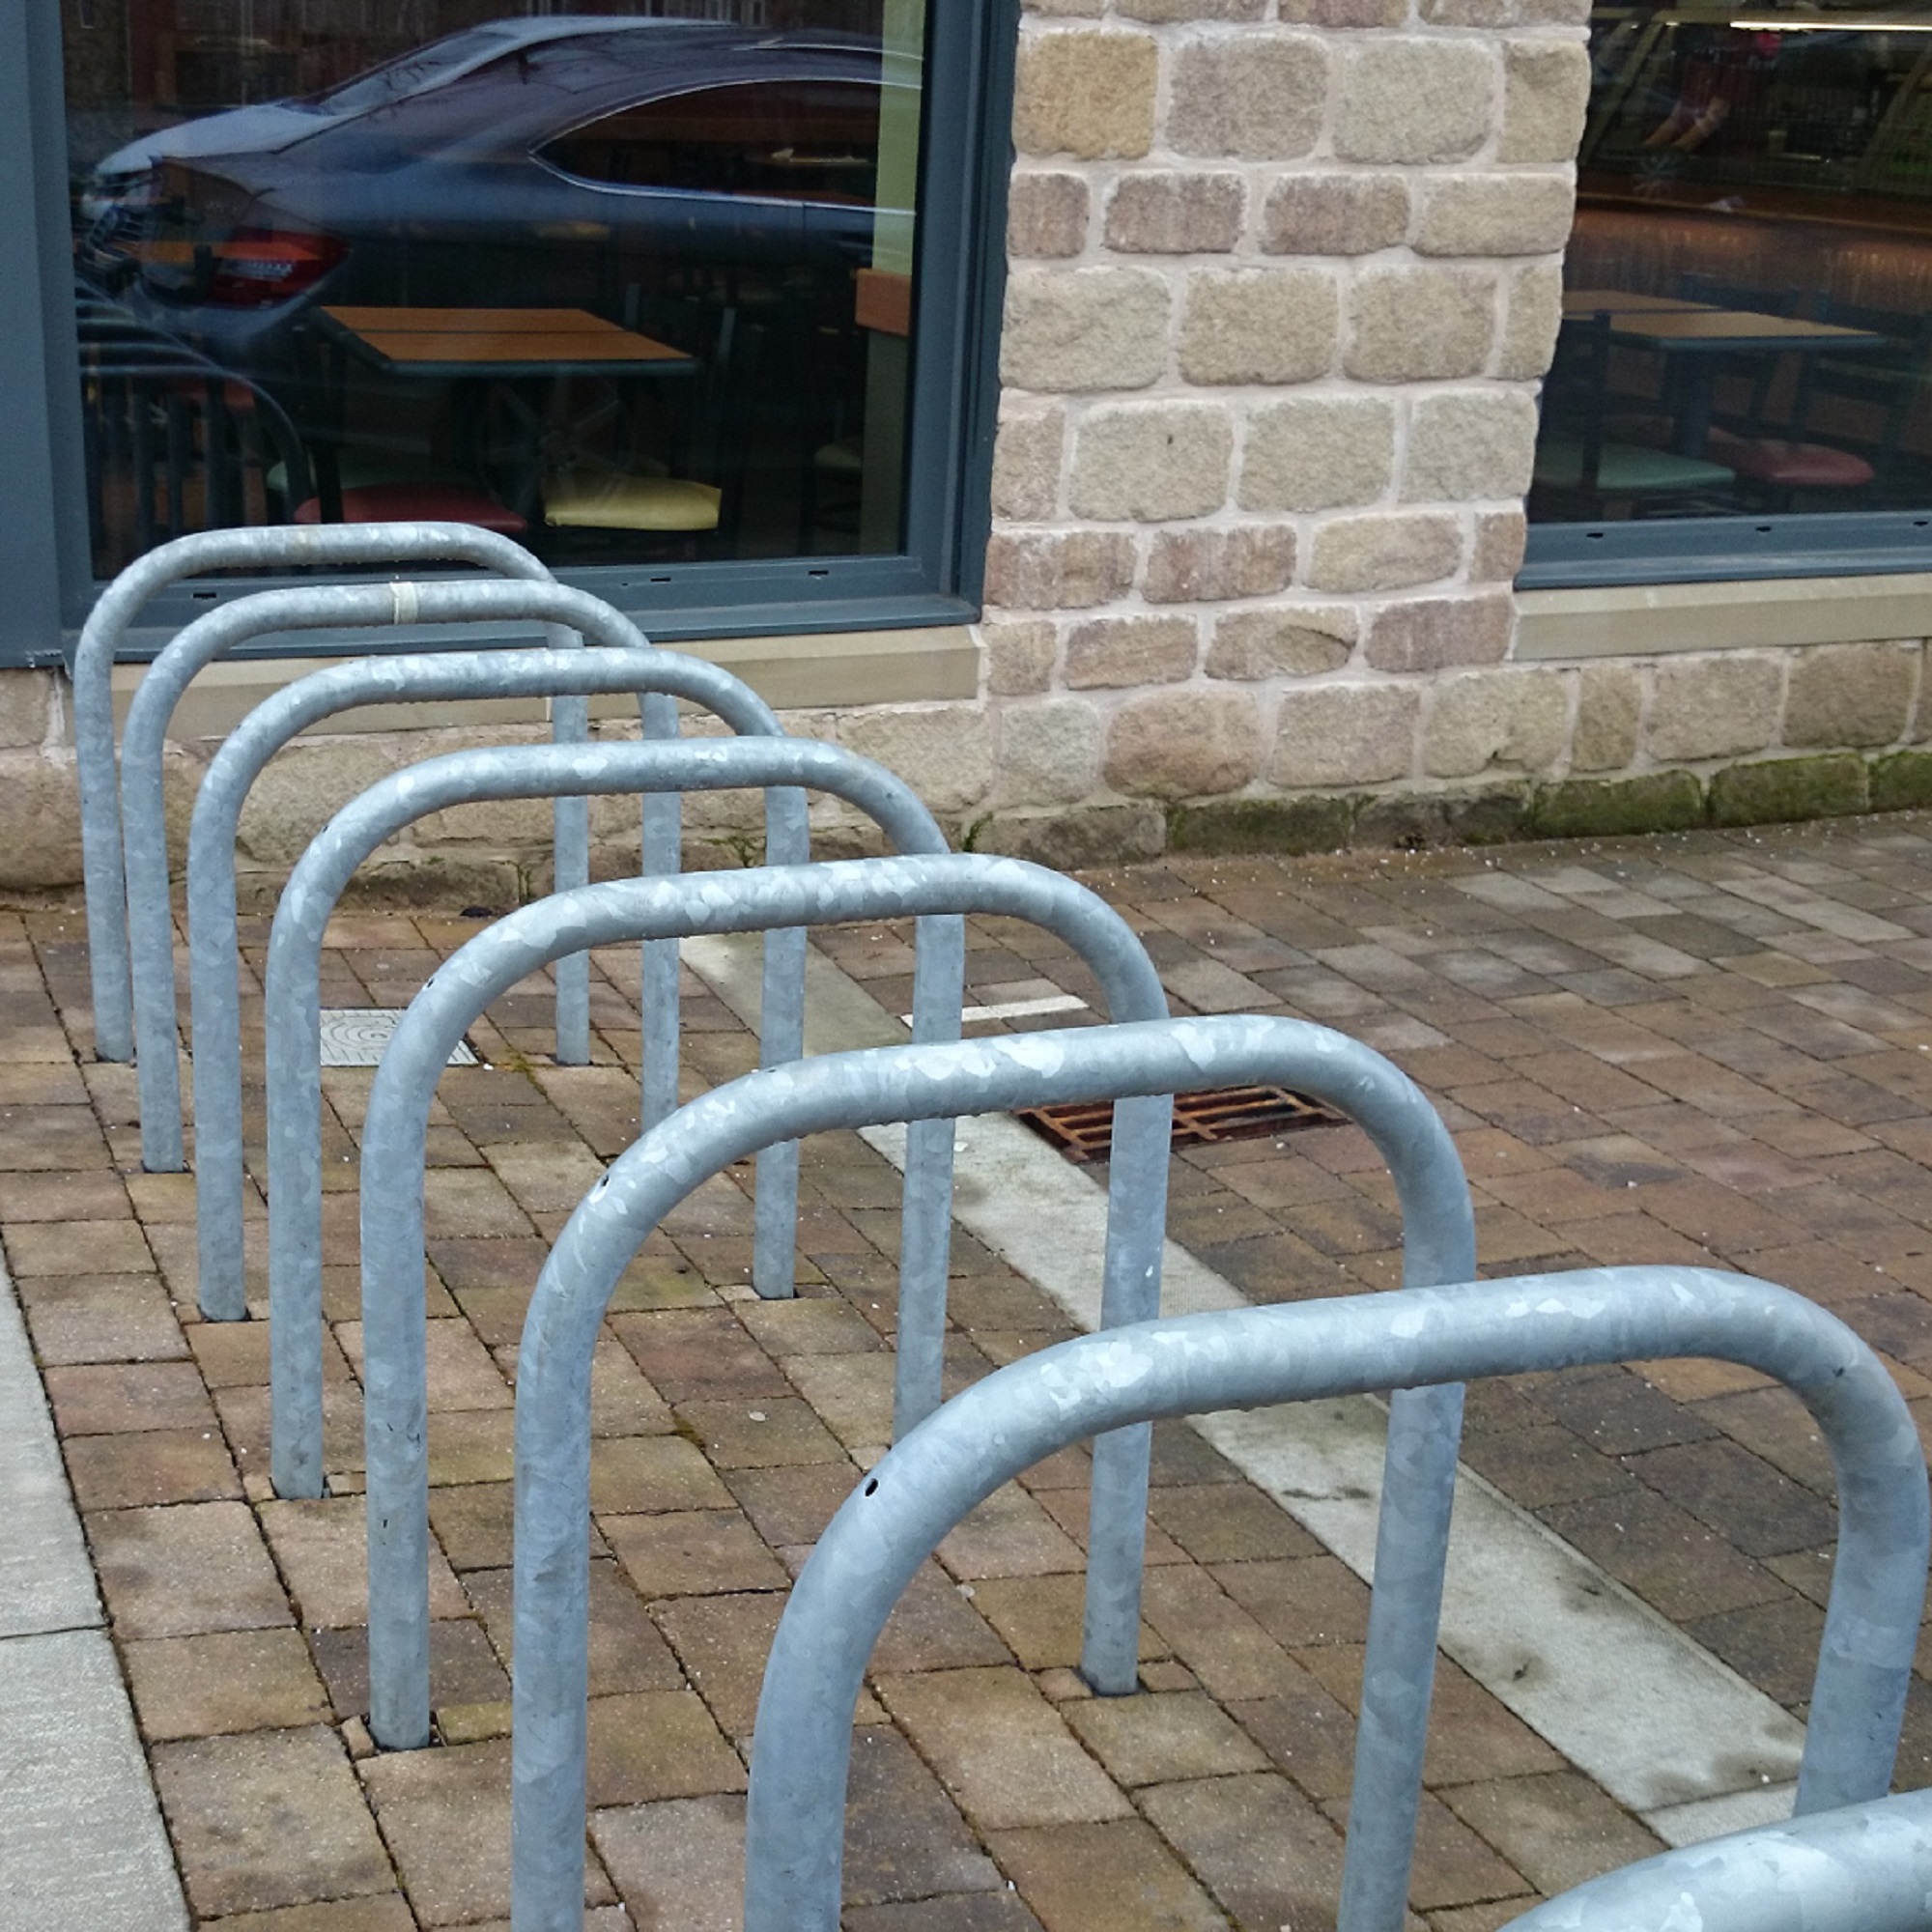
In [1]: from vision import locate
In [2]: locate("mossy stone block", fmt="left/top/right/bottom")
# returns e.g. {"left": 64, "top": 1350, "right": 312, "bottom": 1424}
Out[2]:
{"left": 1530, "top": 772, "right": 1705, "bottom": 839}
{"left": 1168, "top": 794, "right": 1356, "bottom": 856}
{"left": 1708, "top": 754, "right": 1866, "bottom": 828}
{"left": 1869, "top": 749, "right": 1932, "bottom": 814}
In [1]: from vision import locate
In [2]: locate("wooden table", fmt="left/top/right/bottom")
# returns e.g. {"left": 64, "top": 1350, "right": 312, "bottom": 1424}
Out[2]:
{"left": 1573, "top": 305, "right": 1894, "bottom": 458}
{"left": 307, "top": 305, "right": 698, "bottom": 520}
{"left": 1561, "top": 289, "right": 1718, "bottom": 317}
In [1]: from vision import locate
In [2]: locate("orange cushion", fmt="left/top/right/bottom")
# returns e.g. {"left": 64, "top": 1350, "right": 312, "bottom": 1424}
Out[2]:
{"left": 296, "top": 482, "right": 526, "bottom": 534}
{"left": 1705, "top": 431, "right": 1874, "bottom": 491}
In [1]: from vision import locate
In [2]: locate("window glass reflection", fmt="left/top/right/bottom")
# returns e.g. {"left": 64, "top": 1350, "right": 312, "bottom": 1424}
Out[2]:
{"left": 1534, "top": 6, "right": 1932, "bottom": 529}
{"left": 63, "top": 2, "right": 924, "bottom": 577}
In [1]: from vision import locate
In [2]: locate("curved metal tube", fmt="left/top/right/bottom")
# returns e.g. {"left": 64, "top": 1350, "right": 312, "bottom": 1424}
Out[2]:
{"left": 365, "top": 850, "right": 1174, "bottom": 1750}
{"left": 1496, "top": 1788, "right": 1932, "bottom": 1931}
{"left": 267, "top": 732, "right": 866, "bottom": 1502}
{"left": 186, "top": 644, "right": 804, "bottom": 1325}
{"left": 74, "top": 522, "right": 554, "bottom": 1065}
{"left": 118, "top": 574, "right": 645, "bottom": 1168}
{"left": 510, "top": 1013, "right": 1479, "bottom": 1931}
{"left": 744, "top": 1265, "right": 1927, "bottom": 1932}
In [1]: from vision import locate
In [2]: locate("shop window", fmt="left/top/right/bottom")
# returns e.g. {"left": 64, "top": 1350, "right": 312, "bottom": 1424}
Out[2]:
{"left": 50, "top": 0, "right": 1003, "bottom": 638}
{"left": 1524, "top": 3, "right": 1932, "bottom": 587}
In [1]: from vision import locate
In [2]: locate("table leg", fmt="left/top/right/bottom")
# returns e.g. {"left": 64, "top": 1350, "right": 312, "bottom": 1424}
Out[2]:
{"left": 1671, "top": 360, "right": 1719, "bottom": 459}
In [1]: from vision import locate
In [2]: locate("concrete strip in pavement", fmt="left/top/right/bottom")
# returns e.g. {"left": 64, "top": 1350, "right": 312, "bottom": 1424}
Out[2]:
{"left": 678, "top": 933, "right": 1810, "bottom": 1840}
{"left": 0, "top": 1261, "right": 188, "bottom": 1929}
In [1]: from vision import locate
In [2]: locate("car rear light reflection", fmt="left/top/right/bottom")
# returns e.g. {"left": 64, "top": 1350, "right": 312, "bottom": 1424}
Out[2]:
{"left": 203, "top": 226, "right": 347, "bottom": 307}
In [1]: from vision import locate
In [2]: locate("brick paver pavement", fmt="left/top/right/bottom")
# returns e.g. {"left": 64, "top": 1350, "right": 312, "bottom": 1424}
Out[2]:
{"left": 10, "top": 811, "right": 1932, "bottom": 1928}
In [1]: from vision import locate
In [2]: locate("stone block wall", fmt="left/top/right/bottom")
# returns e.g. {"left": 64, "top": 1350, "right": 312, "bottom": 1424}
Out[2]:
{"left": 6, "top": 1, "right": 1932, "bottom": 897}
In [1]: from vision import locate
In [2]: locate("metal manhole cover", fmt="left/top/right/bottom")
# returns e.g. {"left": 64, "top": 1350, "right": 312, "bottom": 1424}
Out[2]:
{"left": 318, "top": 1009, "right": 479, "bottom": 1068}
{"left": 1013, "top": 1086, "right": 1347, "bottom": 1163}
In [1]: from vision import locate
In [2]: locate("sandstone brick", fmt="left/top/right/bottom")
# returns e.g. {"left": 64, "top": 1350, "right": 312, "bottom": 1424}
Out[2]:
{"left": 1069, "top": 403, "right": 1234, "bottom": 521}
{"left": 1364, "top": 593, "right": 1515, "bottom": 672}
{"left": 982, "top": 621, "right": 1059, "bottom": 697}
{"left": 0, "top": 749, "right": 83, "bottom": 888}
{"left": 1282, "top": 0, "right": 1406, "bottom": 22}
{"left": 1002, "top": 268, "right": 1170, "bottom": 392}
{"left": 1403, "top": 390, "right": 1541, "bottom": 501}
{"left": 1424, "top": 0, "right": 1520, "bottom": 22}
{"left": 1647, "top": 656, "right": 1783, "bottom": 762}
{"left": 1306, "top": 512, "right": 1462, "bottom": 593}
{"left": 1208, "top": 607, "right": 1356, "bottom": 680}
{"left": 1335, "top": 42, "right": 1497, "bottom": 164}
{"left": 1013, "top": 30, "right": 1158, "bottom": 160}
{"left": 1500, "top": 262, "right": 1564, "bottom": 381}
{"left": 1240, "top": 397, "right": 1395, "bottom": 514}
{"left": 1118, "top": 0, "right": 1264, "bottom": 15}
{"left": 1472, "top": 507, "right": 1529, "bottom": 582}
{"left": 991, "top": 406, "right": 1065, "bottom": 522}
{"left": 1347, "top": 267, "right": 1497, "bottom": 383}
{"left": 1105, "top": 689, "right": 1264, "bottom": 800}
{"left": 839, "top": 706, "right": 994, "bottom": 815}
{"left": 1105, "top": 173, "right": 1243, "bottom": 255}
{"left": 1170, "top": 36, "right": 1329, "bottom": 159}
{"left": 998, "top": 699, "right": 1106, "bottom": 807}
{"left": 1008, "top": 172, "right": 1091, "bottom": 259}
{"left": 1784, "top": 643, "right": 1916, "bottom": 749}
{"left": 1574, "top": 664, "right": 1641, "bottom": 771}
{"left": 1425, "top": 670, "right": 1569, "bottom": 779}
{"left": 1064, "top": 616, "right": 1199, "bottom": 689}
{"left": 1262, "top": 175, "right": 1409, "bottom": 256}
{"left": 1415, "top": 173, "right": 1577, "bottom": 257}
{"left": 0, "top": 671, "right": 52, "bottom": 751}
{"left": 1179, "top": 269, "right": 1339, "bottom": 385}
{"left": 1143, "top": 526, "right": 1297, "bottom": 605}
{"left": 983, "top": 531, "right": 1136, "bottom": 611}
{"left": 1271, "top": 685, "right": 1418, "bottom": 787}
{"left": 1502, "top": 41, "right": 1593, "bottom": 162}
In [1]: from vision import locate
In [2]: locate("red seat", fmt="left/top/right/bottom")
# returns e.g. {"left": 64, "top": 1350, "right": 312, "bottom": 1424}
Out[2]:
{"left": 296, "top": 481, "right": 526, "bottom": 535}
{"left": 1705, "top": 429, "right": 1875, "bottom": 491}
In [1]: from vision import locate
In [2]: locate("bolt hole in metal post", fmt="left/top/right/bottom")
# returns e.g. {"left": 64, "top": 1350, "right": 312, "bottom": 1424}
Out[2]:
{"left": 71, "top": 524, "right": 587, "bottom": 1072}
{"left": 354, "top": 841, "right": 1170, "bottom": 1750}
{"left": 185, "top": 611, "right": 808, "bottom": 1342}
{"left": 500, "top": 1011, "right": 1484, "bottom": 1932}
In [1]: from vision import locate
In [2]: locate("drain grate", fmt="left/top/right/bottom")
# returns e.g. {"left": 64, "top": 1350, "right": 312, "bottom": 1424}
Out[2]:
{"left": 1013, "top": 1085, "right": 1347, "bottom": 1163}
{"left": 318, "top": 1009, "right": 479, "bottom": 1069}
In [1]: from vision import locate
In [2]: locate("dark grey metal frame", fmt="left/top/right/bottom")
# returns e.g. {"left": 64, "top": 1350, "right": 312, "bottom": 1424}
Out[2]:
{"left": 0, "top": 0, "right": 1016, "bottom": 664}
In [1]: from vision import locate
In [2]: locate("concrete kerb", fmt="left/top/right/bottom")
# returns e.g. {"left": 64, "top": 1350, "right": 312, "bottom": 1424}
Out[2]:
{"left": 355, "top": 846, "right": 1170, "bottom": 1749}
{"left": 507, "top": 1012, "right": 1480, "bottom": 1932}
{"left": 71, "top": 522, "right": 579, "bottom": 1070}
{"left": 118, "top": 574, "right": 630, "bottom": 1173}
{"left": 188, "top": 640, "right": 807, "bottom": 1330}
{"left": 742, "top": 1264, "right": 1928, "bottom": 1932}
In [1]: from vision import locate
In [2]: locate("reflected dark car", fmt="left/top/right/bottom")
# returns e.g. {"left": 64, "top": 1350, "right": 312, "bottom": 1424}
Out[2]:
{"left": 83, "top": 18, "right": 913, "bottom": 382}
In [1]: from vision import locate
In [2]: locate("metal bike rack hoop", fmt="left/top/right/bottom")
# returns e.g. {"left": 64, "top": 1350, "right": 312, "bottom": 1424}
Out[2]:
{"left": 73, "top": 523, "right": 575, "bottom": 1066}
{"left": 359, "top": 849, "right": 1185, "bottom": 1750}
{"left": 188, "top": 639, "right": 808, "bottom": 1328}
{"left": 505, "top": 1012, "right": 1479, "bottom": 1931}
{"left": 741, "top": 1264, "right": 1927, "bottom": 1932}
{"left": 118, "top": 574, "right": 639, "bottom": 1169}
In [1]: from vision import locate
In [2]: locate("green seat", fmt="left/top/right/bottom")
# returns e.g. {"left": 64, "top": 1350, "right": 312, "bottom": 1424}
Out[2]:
{"left": 1534, "top": 434, "right": 1734, "bottom": 495}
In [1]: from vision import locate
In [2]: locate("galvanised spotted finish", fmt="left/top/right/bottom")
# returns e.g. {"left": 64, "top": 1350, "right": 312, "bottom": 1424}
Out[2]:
{"left": 744, "top": 1263, "right": 1927, "bottom": 1932}
{"left": 118, "top": 576, "right": 631, "bottom": 1171}
{"left": 508, "top": 1013, "right": 1481, "bottom": 1932}
{"left": 363, "top": 849, "right": 1175, "bottom": 1750}
{"left": 1499, "top": 1787, "right": 1932, "bottom": 1931}
{"left": 73, "top": 524, "right": 583, "bottom": 1074}
{"left": 187, "top": 642, "right": 805, "bottom": 1327}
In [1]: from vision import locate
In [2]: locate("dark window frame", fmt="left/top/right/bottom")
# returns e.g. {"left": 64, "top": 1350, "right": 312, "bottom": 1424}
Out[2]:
{"left": 0, "top": 0, "right": 1016, "bottom": 667}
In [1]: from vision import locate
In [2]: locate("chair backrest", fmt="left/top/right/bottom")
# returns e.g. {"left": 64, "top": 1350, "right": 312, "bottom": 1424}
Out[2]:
{"left": 1796, "top": 296, "right": 1932, "bottom": 463}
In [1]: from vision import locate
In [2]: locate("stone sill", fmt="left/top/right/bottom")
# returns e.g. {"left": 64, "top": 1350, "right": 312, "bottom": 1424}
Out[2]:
{"left": 96, "top": 625, "right": 980, "bottom": 740}
{"left": 1516, "top": 573, "right": 1932, "bottom": 662}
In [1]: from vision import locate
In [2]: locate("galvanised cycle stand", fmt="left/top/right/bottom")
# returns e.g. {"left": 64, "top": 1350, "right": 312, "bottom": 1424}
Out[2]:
{"left": 72, "top": 523, "right": 578, "bottom": 1068}
{"left": 502, "top": 1013, "right": 1485, "bottom": 1932}
{"left": 1496, "top": 1786, "right": 1932, "bottom": 1930}
{"left": 186, "top": 633, "right": 808, "bottom": 1329}
{"left": 119, "top": 577, "right": 673, "bottom": 1174}
{"left": 358, "top": 847, "right": 1190, "bottom": 1748}
{"left": 738, "top": 1259, "right": 1926, "bottom": 1932}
